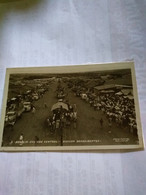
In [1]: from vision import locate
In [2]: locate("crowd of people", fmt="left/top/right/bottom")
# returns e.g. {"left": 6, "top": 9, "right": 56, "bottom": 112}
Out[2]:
{"left": 100, "top": 94, "right": 137, "bottom": 134}
{"left": 76, "top": 91, "right": 137, "bottom": 136}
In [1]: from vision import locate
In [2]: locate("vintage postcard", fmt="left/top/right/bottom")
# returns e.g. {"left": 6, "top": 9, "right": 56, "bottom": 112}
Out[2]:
{"left": 0, "top": 62, "right": 144, "bottom": 151}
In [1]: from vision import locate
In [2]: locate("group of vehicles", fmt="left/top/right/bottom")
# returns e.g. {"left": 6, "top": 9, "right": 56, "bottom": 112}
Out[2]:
{"left": 56, "top": 85, "right": 66, "bottom": 99}
{"left": 73, "top": 88, "right": 98, "bottom": 107}
{"left": 45, "top": 83, "right": 77, "bottom": 133}
{"left": 4, "top": 103, "right": 30, "bottom": 128}
{"left": 4, "top": 87, "right": 47, "bottom": 128}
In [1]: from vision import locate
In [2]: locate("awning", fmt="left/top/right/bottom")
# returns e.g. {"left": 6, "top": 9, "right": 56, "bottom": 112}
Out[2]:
{"left": 51, "top": 102, "right": 69, "bottom": 111}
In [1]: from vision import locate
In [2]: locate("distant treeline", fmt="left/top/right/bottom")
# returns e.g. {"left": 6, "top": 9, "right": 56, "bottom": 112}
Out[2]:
{"left": 10, "top": 69, "right": 131, "bottom": 80}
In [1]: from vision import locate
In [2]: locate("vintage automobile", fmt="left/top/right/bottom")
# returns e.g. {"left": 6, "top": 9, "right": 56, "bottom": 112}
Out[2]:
{"left": 32, "top": 93, "right": 39, "bottom": 101}
{"left": 37, "top": 88, "right": 45, "bottom": 95}
{"left": 23, "top": 102, "right": 32, "bottom": 112}
{"left": 81, "top": 93, "right": 88, "bottom": 100}
{"left": 5, "top": 111, "right": 17, "bottom": 126}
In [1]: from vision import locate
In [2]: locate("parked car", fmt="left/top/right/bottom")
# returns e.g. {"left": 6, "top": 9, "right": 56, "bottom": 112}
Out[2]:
{"left": 81, "top": 93, "right": 88, "bottom": 100}
{"left": 32, "top": 93, "right": 39, "bottom": 101}
{"left": 23, "top": 102, "right": 32, "bottom": 112}
{"left": 5, "top": 111, "right": 17, "bottom": 126}
{"left": 38, "top": 88, "right": 45, "bottom": 95}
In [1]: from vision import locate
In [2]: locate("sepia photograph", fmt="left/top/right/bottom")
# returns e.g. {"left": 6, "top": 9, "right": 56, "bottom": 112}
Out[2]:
{"left": 0, "top": 62, "right": 144, "bottom": 151}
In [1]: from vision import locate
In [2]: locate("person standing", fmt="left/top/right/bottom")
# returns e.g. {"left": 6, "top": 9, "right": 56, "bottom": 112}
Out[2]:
{"left": 56, "top": 119, "right": 60, "bottom": 130}
{"left": 52, "top": 120, "right": 56, "bottom": 132}
{"left": 47, "top": 117, "right": 52, "bottom": 132}
{"left": 108, "top": 118, "right": 112, "bottom": 133}
{"left": 32, "top": 106, "right": 36, "bottom": 114}
{"left": 19, "top": 133, "right": 24, "bottom": 146}
{"left": 44, "top": 102, "right": 47, "bottom": 108}
{"left": 73, "top": 104, "right": 77, "bottom": 112}
{"left": 73, "top": 117, "right": 77, "bottom": 129}
{"left": 35, "top": 136, "right": 39, "bottom": 145}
